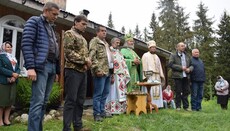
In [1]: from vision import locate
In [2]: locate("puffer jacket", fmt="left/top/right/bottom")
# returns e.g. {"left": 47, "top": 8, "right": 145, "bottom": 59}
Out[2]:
{"left": 89, "top": 37, "right": 109, "bottom": 76}
{"left": 168, "top": 51, "right": 193, "bottom": 79}
{"left": 21, "top": 15, "right": 51, "bottom": 71}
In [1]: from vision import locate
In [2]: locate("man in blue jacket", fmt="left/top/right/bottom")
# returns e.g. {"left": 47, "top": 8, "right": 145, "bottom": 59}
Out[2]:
{"left": 21, "top": 2, "right": 60, "bottom": 131}
{"left": 190, "top": 49, "right": 206, "bottom": 111}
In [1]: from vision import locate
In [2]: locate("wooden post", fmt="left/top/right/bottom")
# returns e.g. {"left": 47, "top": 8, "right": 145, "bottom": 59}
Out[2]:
{"left": 59, "top": 30, "right": 65, "bottom": 106}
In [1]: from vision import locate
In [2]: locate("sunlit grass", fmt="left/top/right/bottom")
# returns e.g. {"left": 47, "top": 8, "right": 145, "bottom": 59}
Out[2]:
{"left": 1, "top": 98, "right": 230, "bottom": 131}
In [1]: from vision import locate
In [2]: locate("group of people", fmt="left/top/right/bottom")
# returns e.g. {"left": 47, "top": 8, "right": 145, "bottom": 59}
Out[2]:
{"left": 168, "top": 42, "right": 229, "bottom": 112}
{"left": 0, "top": 1, "right": 229, "bottom": 131}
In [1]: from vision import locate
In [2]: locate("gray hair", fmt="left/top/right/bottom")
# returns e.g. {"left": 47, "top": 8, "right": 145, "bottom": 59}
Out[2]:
{"left": 110, "top": 37, "right": 120, "bottom": 44}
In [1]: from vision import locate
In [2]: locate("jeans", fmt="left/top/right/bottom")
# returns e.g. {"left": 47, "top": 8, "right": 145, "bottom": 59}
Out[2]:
{"left": 63, "top": 69, "right": 87, "bottom": 131}
{"left": 28, "top": 61, "right": 56, "bottom": 131}
{"left": 93, "top": 75, "right": 111, "bottom": 116}
{"left": 174, "top": 78, "right": 190, "bottom": 109}
{"left": 191, "top": 82, "right": 204, "bottom": 111}
{"left": 163, "top": 100, "right": 176, "bottom": 109}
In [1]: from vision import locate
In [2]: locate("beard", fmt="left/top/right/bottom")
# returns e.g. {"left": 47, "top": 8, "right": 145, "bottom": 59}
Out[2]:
{"left": 123, "top": 43, "right": 134, "bottom": 49}
{"left": 149, "top": 51, "right": 156, "bottom": 54}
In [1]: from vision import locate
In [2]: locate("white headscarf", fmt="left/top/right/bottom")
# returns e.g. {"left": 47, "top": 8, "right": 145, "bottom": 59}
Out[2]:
{"left": 1, "top": 42, "right": 17, "bottom": 70}
{"left": 216, "top": 76, "right": 225, "bottom": 88}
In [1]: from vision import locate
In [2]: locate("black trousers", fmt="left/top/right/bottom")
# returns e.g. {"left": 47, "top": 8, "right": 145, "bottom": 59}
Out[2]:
{"left": 63, "top": 68, "right": 87, "bottom": 131}
{"left": 174, "top": 78, "right": 190, "bottom": 109}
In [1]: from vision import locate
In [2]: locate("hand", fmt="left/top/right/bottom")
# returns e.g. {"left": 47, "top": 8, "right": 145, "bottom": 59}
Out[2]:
{"left": 55, "top": 74, "right": 59, "bottom": 82}
{"left": 182, "top": 66, "right": 187, "bottom": 71}
{"left": 9, "top": 77, "right": 16, "bottom": 83}
{"left": 133, "top": 58, "right": 140, "bottom": 65}
{"left": 85, "top": 59, "right": 92, "bottom": 69}
{"left": 185, "top": 68, "right": 190, "bottom": 73}
{"left": 111, "top": 75, "right": 115, "bottom": 84}
{"left": 12, "top": 73, "right": 19, "bottom": 79}
{"left": 96, "top": 71, "right": 104, "bottom": 77}
{"left": 83, "top": 65, "right": 88, "bottom": 71}
{"left": 27, "top": 69, "right": 37, "bottom": 81}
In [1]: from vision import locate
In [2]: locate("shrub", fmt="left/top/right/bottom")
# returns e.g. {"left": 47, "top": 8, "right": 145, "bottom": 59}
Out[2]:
{"left": 15, "top": 77, "right": 61, "bottom": 110}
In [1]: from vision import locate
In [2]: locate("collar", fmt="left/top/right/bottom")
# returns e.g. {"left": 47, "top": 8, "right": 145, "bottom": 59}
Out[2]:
{"left": 72, "top": 26, "right": 83, "bottom": 34}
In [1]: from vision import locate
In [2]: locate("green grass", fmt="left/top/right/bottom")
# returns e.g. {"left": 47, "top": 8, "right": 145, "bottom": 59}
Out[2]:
{"left": 1, "top": 99, "right": 230, "bottom": 131}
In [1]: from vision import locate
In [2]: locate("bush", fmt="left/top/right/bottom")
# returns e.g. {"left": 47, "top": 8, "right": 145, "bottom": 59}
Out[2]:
{"left": 15, "top": 77, "right": 61, "bottom": 110}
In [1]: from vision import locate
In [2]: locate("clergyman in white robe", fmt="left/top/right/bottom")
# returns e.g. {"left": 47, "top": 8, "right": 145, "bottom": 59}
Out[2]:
{"left": 141, "top": 40, "right": 165, "bottom": 108}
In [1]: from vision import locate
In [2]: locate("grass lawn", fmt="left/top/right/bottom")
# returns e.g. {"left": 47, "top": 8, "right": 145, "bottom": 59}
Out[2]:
{"left": 1, "top": 99, "right": 229, "bottom": 131}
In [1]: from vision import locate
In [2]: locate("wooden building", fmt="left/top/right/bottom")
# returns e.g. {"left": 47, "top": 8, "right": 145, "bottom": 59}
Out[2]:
{"left": 0, "top": 0, "right": 171, "bottom": 101}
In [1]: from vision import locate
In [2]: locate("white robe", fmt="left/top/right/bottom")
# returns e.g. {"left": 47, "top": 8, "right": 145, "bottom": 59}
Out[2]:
{"left": 141, "top": 52, "right": 165, "bottom": 108}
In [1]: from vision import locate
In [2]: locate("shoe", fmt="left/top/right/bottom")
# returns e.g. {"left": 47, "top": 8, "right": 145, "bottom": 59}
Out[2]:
{"left": 176, "top": 108, "right": 181, "bottom": 111}
{"left": 74, "top": 127, "right": 92, "bottom": 131}
{"left": 94, "top": 115, "right": 103, "bottom": 122}
{"left": 3, "top": 121, "right": 11, "bottom": 126}
{"left": 101, "top": 112, "right": 112, "bottom": 118}
{"left": 184, "top": 108, "right": 191, "bottom": 111}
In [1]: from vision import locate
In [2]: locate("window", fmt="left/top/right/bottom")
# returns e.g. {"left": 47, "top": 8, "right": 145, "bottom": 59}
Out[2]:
{"left": 0, "top": 15, "right": 26, "bottom": 76}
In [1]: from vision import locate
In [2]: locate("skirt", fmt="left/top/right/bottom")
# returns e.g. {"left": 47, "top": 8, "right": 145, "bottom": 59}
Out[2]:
{"left": 0, "top": 83, "right": 16, "bottom": 107}
{"left": 217, "top": 95, "right": 229, "bottom": 105}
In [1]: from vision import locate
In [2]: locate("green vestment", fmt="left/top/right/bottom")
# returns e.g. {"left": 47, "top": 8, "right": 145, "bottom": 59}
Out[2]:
{"left": 120, "top": 47, "right": 142, "bottom": 92}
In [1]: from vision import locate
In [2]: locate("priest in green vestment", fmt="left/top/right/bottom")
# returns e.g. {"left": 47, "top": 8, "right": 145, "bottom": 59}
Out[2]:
{"left": 120, "top": 34, "right": 142, "bottom": 92}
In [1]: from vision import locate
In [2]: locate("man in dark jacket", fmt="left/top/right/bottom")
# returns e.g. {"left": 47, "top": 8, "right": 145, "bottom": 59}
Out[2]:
{"left": 190, "top": 49, "right": 206, "bottom": 111}
{"left": 168, "top": 42, "right": 193, "bottom": 111}
{"left": 21, "top": 2, "right": 59, "bottom": 131}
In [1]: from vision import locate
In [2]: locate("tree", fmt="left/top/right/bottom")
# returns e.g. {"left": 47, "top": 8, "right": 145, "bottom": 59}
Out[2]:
{"left": 134, "top": 24, "right": 142, "bottom": 40}
{"left": 121, "top": 26, "right": 125, "bottom": 34}
{"left": 175, "top": 5, "right": 193, "bottom": 49}
{"left": 143, "top": 27, "right": 151, "bottom": 42}
{"left": 107, "top": 12, "right": 114, "bottom": 29}
{"left": 192, "top": 2, "right": 215, "bottom": 100}
{"left": 149, "top": 11, "right": 162, "bottom": 44}
{"left": 128, "top": 29, "right": 133, "bottom": 36}
{"left": 216, "top": 11, "right": 230, "bottom": 82}
{"left": 157, "top": 0, "right": 179, "bottom": 51}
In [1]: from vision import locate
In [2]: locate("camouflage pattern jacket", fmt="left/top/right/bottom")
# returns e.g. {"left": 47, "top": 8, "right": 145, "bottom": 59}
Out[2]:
{"left": 63, "top": 27, "right": 89, "bottom": 72}
{"left": 89, "top": 37, "right": 110, "bottom": 76}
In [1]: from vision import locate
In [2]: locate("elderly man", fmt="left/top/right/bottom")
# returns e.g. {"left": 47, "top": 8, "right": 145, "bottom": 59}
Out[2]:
{"left": 190, "top": 49, "right": 206, "bottom": 111}
{"left": 141, "top": 40, "right": 165, "bottom": 108}
{"left": 120, "top": 34, "right": 142, "bottom": 92}
{"left": 168, "top": 42, "right": 193, "bottom": 111}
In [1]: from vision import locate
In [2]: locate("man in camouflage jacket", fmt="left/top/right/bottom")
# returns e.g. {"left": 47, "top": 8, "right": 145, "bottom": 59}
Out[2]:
{"left": 89, "top": 25, "right": 114, "bottom": 122}
{"left": 63, "top": 15, "right": 91, "bottom": 131}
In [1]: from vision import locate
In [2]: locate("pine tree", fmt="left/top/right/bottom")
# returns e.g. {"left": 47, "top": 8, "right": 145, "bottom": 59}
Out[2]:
{"left": 149, "top": 11, "right": 157, "bottom": 39}
{"left": 149, "top": 11, "right": 161, "bottom": 44}
{"left": 128, "top": 29, "right": 133, "bottom": 36}
{"left": 134, "top": 24, "right": 142, "bottom": 40}
{"left": 107, "top": 12, "right": 114, "bottom": 29}
{"left": 216, "top": 11, "right": 230, "bottom": 82}
{"left": 143, "top": 27, "right": 151, "bottom": 42}
{"left": 175, "top": 5, "right": 193, "bottom": 49}
{"left": 121, "top": 26, "right": 126, "bottom": 34}
{"left": 157, "top": 0, "right": 179, "bottom": 51}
